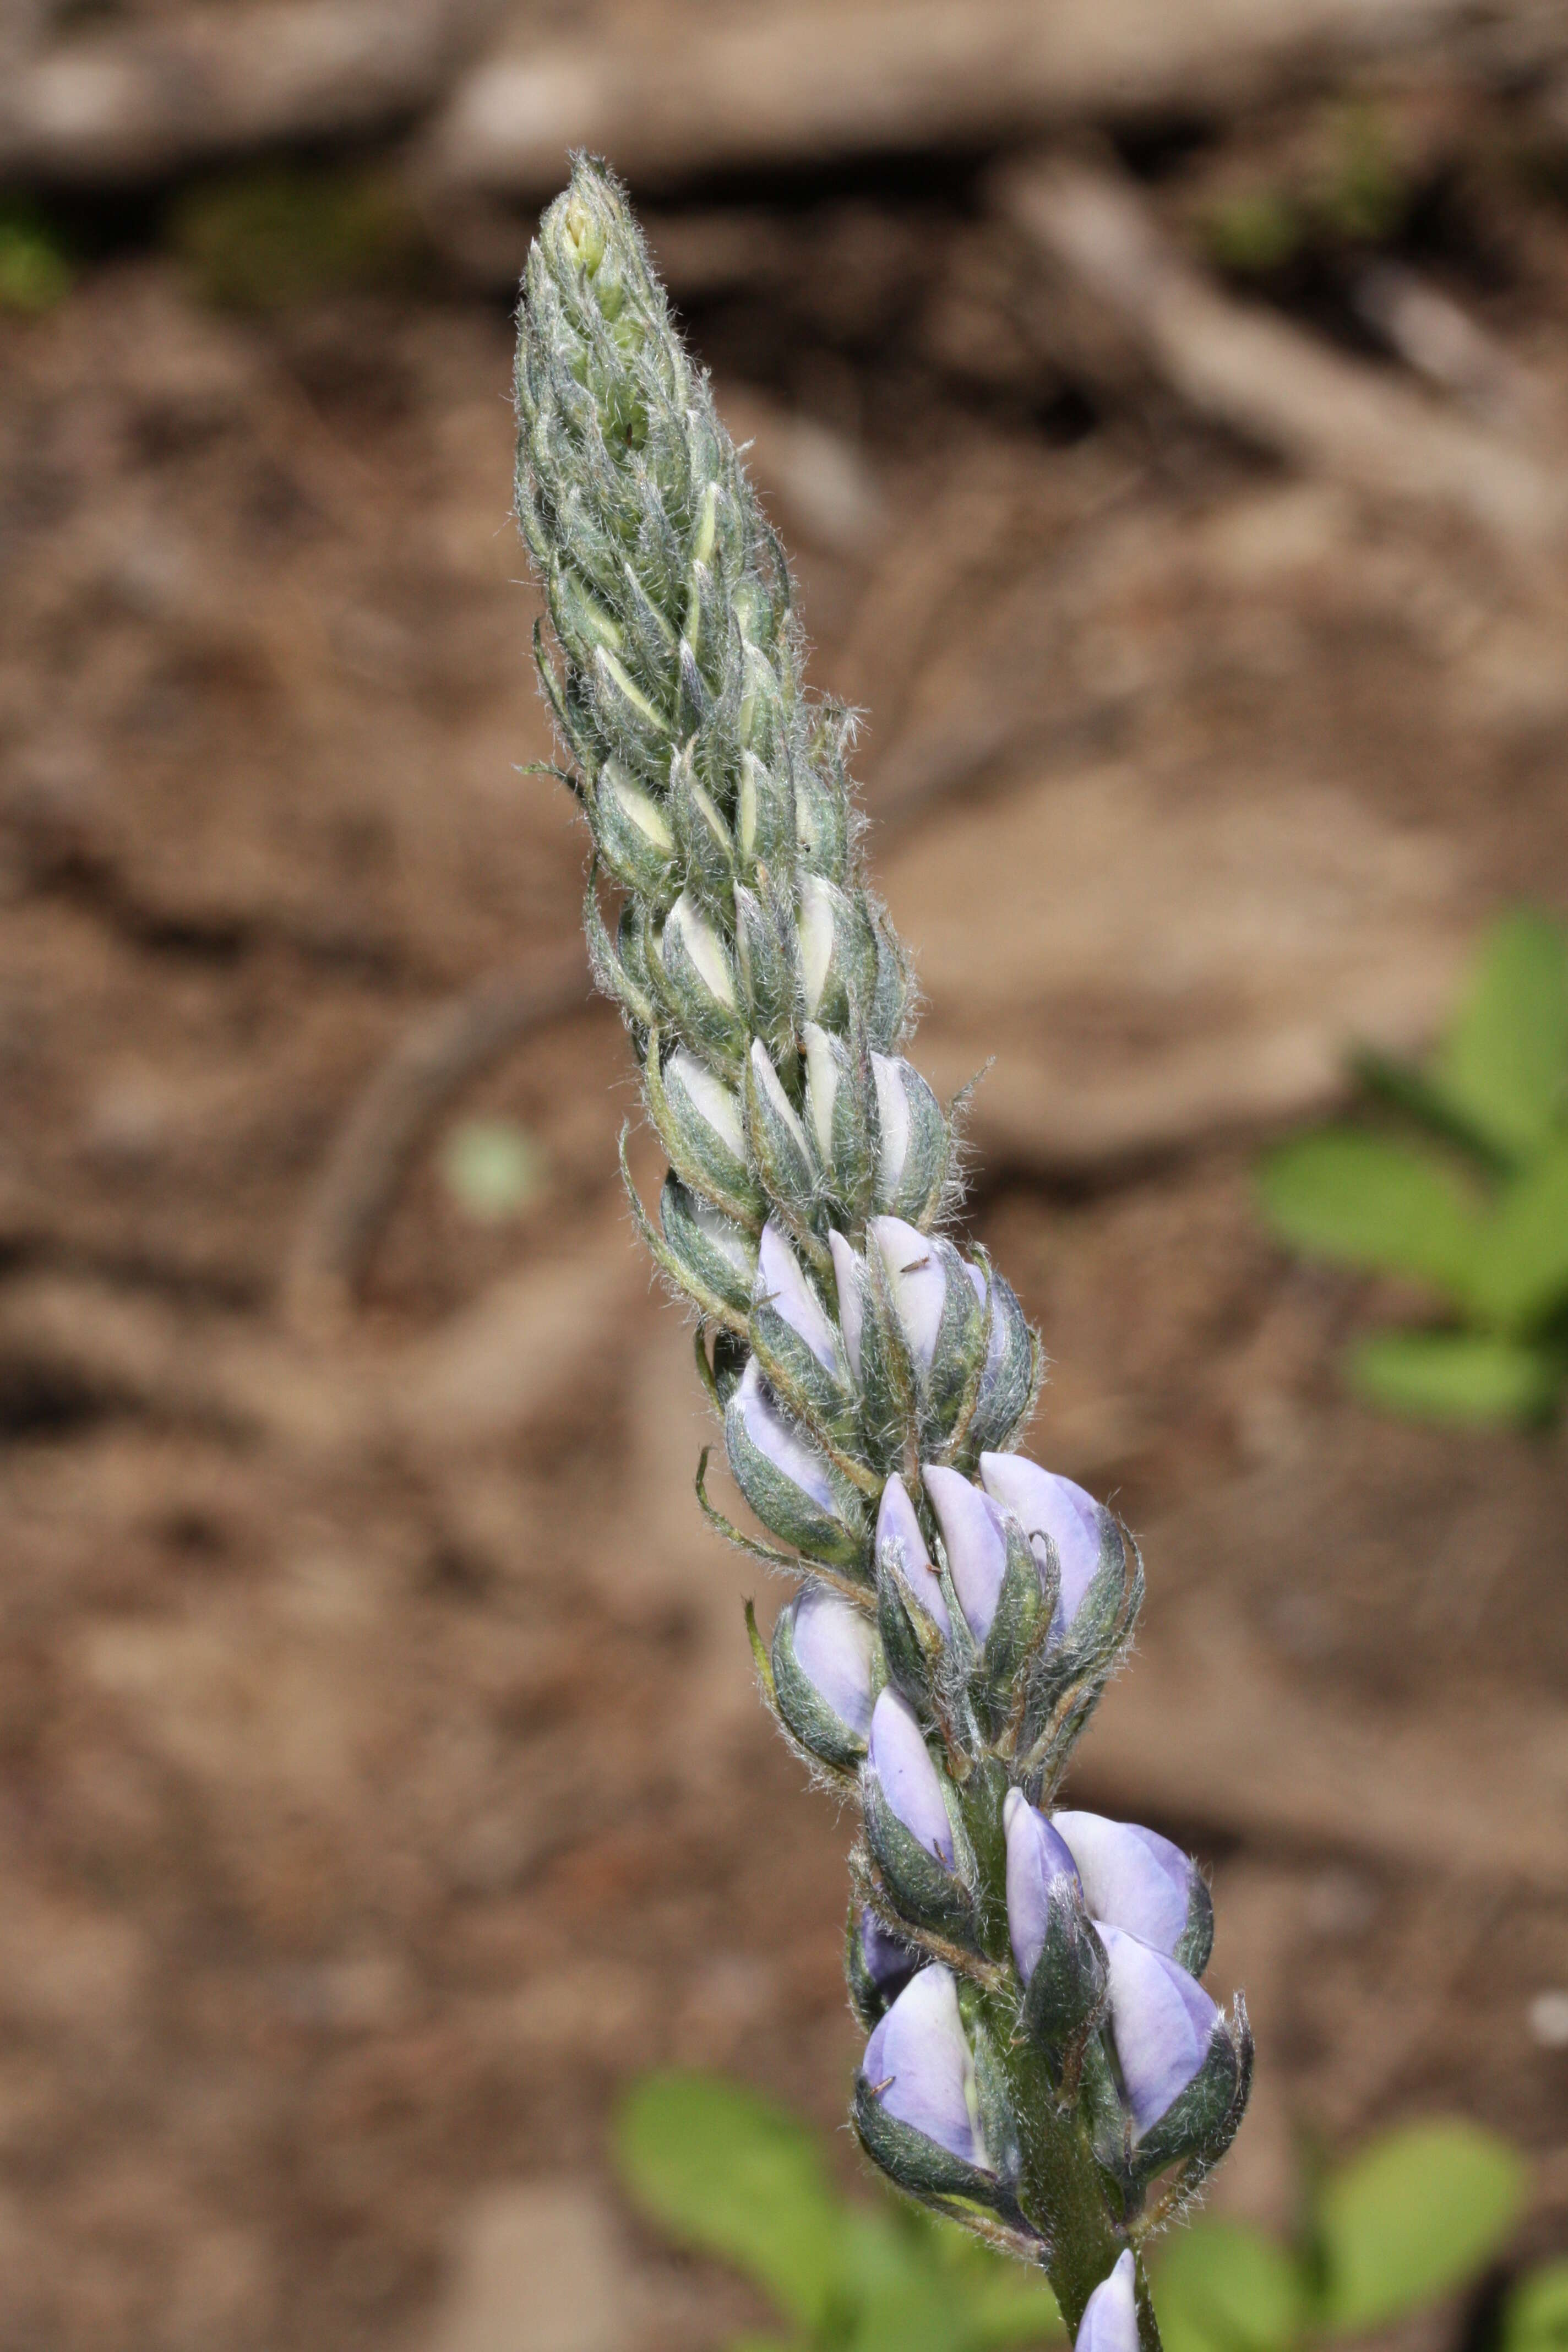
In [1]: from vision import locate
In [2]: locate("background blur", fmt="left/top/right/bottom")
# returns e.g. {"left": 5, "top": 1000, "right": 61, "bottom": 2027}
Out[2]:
{"left": 2, "top": 1, "right": 1568, "bottom": 2346}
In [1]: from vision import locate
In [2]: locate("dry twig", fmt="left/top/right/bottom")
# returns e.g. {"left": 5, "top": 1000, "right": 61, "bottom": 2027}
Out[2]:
{"left": 997, "top": 151, "right": 1568, "bottom": 558}
{"left": 283, "top": 946, "right": 588, "bottom": 1336}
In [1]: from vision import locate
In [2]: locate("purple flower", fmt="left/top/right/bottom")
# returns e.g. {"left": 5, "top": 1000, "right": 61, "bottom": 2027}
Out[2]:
{"left": 978, "top": 1453, "right": 1103, "bottom": 1630}
{"left": 923, "top": 1466, "right": 1009, "bottom": 1644}
{"left": 858, "top": 1907, "right": 919, "bottom": 1999}
{"left": 829, "top": 1231, "right": 865, "bottom": 1381}
{"left": 1099, "top": 1925, "right": 1218, "bottom": 2141}
{"left": 1051, "top": 1812, "right": 1196, "bottom": 1961}
{"left": 876, "top": 1475, "right": 951, "bottom": 1635}
{"left": 869, "top": 1215, "right": 947, "bottom": 1373}
{"left": 1003, "top": 1788, "right": 1084, "bottom": 1985}
{"left": 1076, "top": 2251, "right": 1139, "bottom": 2352}
{"left": 756, "top": 1218, "right": 841, "bottom": 1373}
{"left": 733, "top": 1358, "right": 838, "bottom": 1514}
{"left": 862, "top": 1963, "right": 988, "bottom": 2168}
{"left": 788, "top": 1585, "right": 876, "bottom": 1739}
{"left": 867, "top": 1687, "right": 953, "bottom": 1865}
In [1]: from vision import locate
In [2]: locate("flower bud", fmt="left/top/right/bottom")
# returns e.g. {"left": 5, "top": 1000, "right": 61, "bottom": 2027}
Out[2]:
{"left": 979, "top": 1453, "right": 1104, "bottom": 1633}
{"left": 659, "top": 1175, "right": 758, "bottom": 1316}
{"left": 861, "top": 1964, "right": 988, "bottom": 2170}
{"left": 592, "top": 641, "right": 669, "bottom": 762}
{"left": 871, "top": 1053, "right": 948, "bottom": 1226}
{"left": 669, "top": 741, "right": 734, "bottom": 912}
{"left": 923, "top": 1464, "right": 1009, "bottom": 1644}
{"left": 802, "top": 1022, "right": 873, "bottom": 1210}
{"left": 965, "top": 1264, "right": 1036, "bottom": 1457}
{"left": 1004, "top": 1789, "right": 1108, "bottom": 2054}
{"left": 876, "top": 1476, "right": 950, "bottom": 1636}
{"left": 750, "top": 1219, "right": 854, "bottom": 1438}
{"left": 733, "top": 881, "right": 797, "bottom": 1052}
{"left": 725, "top": 1358, "right": 867, "bottom": 1572}
{"left": 771, "top": 1583, "right": 876, "bottom": 1766}
{"left": 589, "top": 760, "right": 678, "bottom": 904}
{"left": 865, "top": 1687, "right": 953, "bottom": 1864}
{"left": 797, "top": 874, "right": 876, "bottom": 1027}
{"left": 847, "top": 1902, "right": 922, "bottom": 2029}
{"left": 744, "top": 1041, "right": 818, "bottom": 1216}
{"left": 860, "top": 1907, "right": 920, "bottom": 1997}
{"left": 795, "top": 760, "right": 850, "bottom": 883}
{"left": 736, "top": 745, "right": 793, "bottom": 873}
{"left": 1077, "top": 2252, "right": 1139, "bottom": 2352}
{"left": 653, "top": 1047, "right": 763, "bottom": 1223}
{"left": 1052, "top": 1812, "right": 1213, "bottom": 1974}
{"left": 829, "top": 1232, "right": 865, "bottom": 1381}
{"left": 868, "top": 1215, "right": 948, "bottom": 1374}
{"left": 655, "top": 891, "right": 745, "bottom": 1059}
{"left": 1099, "top": 1925, "right": 1219, "bottom": 2142}
{"left": 1002, "top": 1788, "right": 1082, "bottom": 1985}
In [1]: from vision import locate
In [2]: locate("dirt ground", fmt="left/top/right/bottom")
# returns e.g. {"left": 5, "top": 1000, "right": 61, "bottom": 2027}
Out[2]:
{"left": 2, "top": 90, "right": 1568, "bottom": 2352}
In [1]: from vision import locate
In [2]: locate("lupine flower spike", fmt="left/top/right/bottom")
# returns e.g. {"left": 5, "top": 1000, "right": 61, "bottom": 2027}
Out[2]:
{"left": 514, "top": 155, "right": 1251, "bottom": 2349}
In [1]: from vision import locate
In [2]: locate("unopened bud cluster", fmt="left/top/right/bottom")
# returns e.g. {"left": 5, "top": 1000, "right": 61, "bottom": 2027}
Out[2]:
{"left": 515, "top": 156, "right": 1250, "bottom": 2348}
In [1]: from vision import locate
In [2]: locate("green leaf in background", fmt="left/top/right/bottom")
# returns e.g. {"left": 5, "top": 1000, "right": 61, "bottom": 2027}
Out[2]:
{"left": 1348, "top": 1330, "right": 1561, "bottom": 1425}
{"left": 1467, "top": 1138, "right": 1568, "bottom": 1334}
{"left": 1258, "top": 1132, "right": 1480, "bottom": 1298}
{"left": 616, "top": 2073, "right": 847, "bottom": 2333}
{"left": 440, "top": 1118, "right": 547, "bottom": 1222}
{"left": 1504, "top": 2262, "right": 1568, "bottom": 2352}
{"left": 1315, "top": 2120, "right": 1528, "bottom": 2333}
{"left": 1435, "top": 912, "right": 1568, "bottom": 1162}
{"left": 1153, "top": 2217, "right": 1306, "bottom": 2352}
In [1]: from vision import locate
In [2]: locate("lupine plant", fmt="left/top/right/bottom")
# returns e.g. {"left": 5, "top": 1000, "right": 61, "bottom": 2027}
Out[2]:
{"left": 1260, "top": 910, "right": 1568, "bottom": 1425}
{"left": 513, "top": 156, "right": 1251, "bottom": 2352}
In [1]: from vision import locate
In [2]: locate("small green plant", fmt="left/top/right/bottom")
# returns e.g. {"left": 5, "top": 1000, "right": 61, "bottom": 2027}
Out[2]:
{"left": 1505, "top": 2262, "right": 1568, "bottom": 2352}
{"left": 0, "top": 203, "right": 72, "bottom": 314}
{"left": 616, "top": 2072, "right": 1064, "bottom": 2352}
{"left": 1259, "top": 910, "right": 1568, "bottom": 1424}
{"left": 616, "top": 2079, "right": 1529, "bottom": 2352}
{"left": 1152, "top": 2119, "right": 1527, "bottom": 2352}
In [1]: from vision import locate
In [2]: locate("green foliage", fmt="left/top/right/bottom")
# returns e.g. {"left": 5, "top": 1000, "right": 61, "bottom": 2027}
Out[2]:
{"left": 1314, "top": 2122, "right": 1527, "bottom": 2332}
{"left": 1505, "top": 2263, "right": 1568, "bottom": 2352}
{"left": 1258, "top": 910, "right": 1568, "bottom": 1424}
{"left": 168, "top": 165, "right": 424, "bottom": 311}
{"left": 614, "top": 2073, "right": 1063, "bottom": 2352}
{"left": 617, "top": 2080, "right": 1533, "bottom": 2352}
{"left": 1152, "top": 2120, "right": 1528, "bottom": 2352}
{"left": 0, "top": 204, "right": 72, "bottom": 314}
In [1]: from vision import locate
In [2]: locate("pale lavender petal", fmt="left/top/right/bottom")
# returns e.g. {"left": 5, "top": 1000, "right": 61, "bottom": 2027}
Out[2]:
{"left": 869, "top": 1215, "right": 946, "bottom": 1372}
{"left": 1052, "top": 1812, "right": 1194, "bottom": 1961}
{"left": 829, "top": 1230, "right": 865, "bottom": 1382}
{"left": 876, "top": 1474, "right": 951, "bottom": 1635}
{"left": 1100, "top": 1925, "right": 1217, "bottom": 2141}
{"left": 790, "top": 1585, "right": 875, "bottom": 1737}
{"left": 1076, "top": 2251, "right": 1139, "bottom": 2352}
{"left": 924, "top": 1465, "right": 1009, "bottom": 1643}
{"left": 979, "top": 1453, "right": 1103, "bottom": 1629}
{"left": 758, "top": 1217, "right": 839, "bottom": 1373}
{"left": 736, "top": 1358, "right": 837, "bottom": 1513}
{"left": 862, "top": 1963, "right": 986, "bottom": 2167}
{"left": 867, "top": 1687, "right": 953, "bottom": 1864}
{"left": 1003, "top": 1787, "right": 1082, "bottom": 1985}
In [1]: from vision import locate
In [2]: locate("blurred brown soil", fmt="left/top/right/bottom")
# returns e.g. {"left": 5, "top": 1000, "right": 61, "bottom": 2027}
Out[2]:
{"left": 1, "top": 144, "right": 1567, "bottom": 2352}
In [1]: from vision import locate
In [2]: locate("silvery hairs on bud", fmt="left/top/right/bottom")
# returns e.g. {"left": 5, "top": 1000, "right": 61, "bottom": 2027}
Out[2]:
{"left": 514, "top": 155, "right": 1250, "bottom": 2351}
